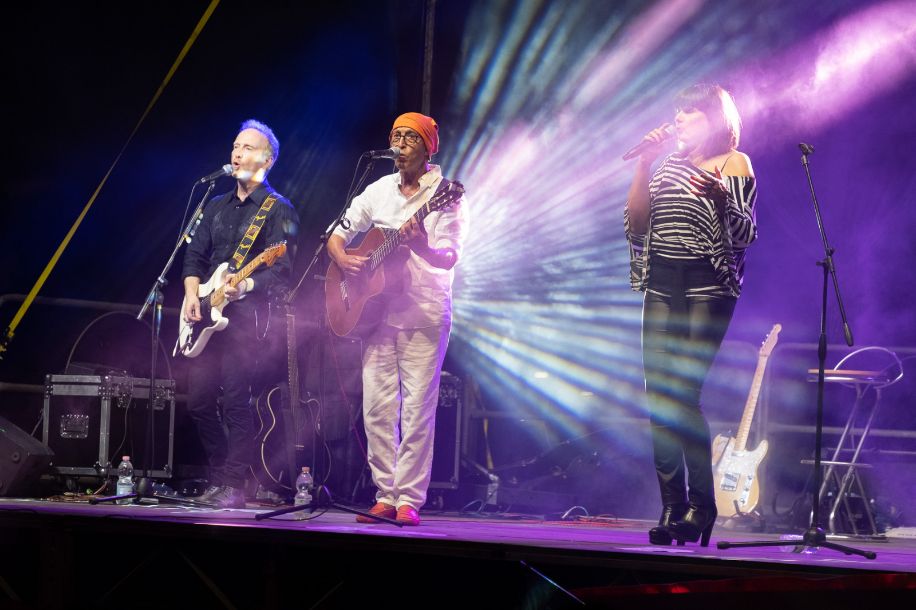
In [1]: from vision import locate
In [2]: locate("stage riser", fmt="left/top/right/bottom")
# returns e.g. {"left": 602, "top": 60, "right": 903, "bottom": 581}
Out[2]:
{"left": 3, "top": 517, "right": 910, "bottom": 609}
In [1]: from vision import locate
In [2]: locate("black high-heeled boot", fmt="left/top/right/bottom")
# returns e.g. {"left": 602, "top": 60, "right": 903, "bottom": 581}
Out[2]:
{"left": 648, "top": 503, "right": 688, "bottom": 546}
{"left": 668, "top": 505, "right": 717, "bottom": 547}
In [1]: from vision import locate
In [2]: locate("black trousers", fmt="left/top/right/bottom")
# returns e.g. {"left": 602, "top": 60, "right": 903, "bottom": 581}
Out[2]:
{"left": 186, "top": 312, "right": 258, "bottom": 489}
{"left": 642, "top": 258, "right": 736, "bottom": 508}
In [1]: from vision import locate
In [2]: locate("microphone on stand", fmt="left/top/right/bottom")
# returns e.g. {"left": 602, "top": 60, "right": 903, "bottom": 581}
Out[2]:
{"left": 621, "top": 126, "right": 675, "bottom": 161}
{"left": 197, "top": 164, "right": 233, "bottom": 183}
{"left": 363, "top": 146, "right": 401, "bottom": 160}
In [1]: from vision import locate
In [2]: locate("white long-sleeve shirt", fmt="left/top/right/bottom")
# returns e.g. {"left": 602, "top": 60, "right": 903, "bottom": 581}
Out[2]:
{"left": 332, "top": 165, "right": 468, "bottom": 328}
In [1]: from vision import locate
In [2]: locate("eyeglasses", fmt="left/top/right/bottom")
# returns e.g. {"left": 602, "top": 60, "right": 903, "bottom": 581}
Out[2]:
{"left": 389, "top": 131, "right": 422, "bottom": 146}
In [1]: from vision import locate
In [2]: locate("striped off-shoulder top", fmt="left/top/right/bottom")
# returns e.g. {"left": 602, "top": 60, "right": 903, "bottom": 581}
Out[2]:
{"left": 625, "top": 152, "right": 758, "bottom": 297}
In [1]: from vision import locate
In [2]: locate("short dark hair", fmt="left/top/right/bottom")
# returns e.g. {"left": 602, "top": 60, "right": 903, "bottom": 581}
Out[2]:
{"left": 239, "top": 119, "right": 280, "bottom": 163}
{"left": 674, "top": 84, "right": 741, "bottom": 157}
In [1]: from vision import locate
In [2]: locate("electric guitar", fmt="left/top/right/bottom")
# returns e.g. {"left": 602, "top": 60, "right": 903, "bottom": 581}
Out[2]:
{"left": 325, "top": 180, "right": 464, "bottom": 337}
{"left": 174, "top": 242, "right": 286, "bottom": 358}
{"left": 712, "top": 323, "right": 781, "bottom": 517}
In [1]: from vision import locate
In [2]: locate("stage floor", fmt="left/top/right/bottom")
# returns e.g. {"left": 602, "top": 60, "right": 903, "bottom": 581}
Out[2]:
{"left": 2, "top": 497, "right": 915, "bottom": 608}
{"left": 1, "top": 497, "right": 912, "bottom": 570}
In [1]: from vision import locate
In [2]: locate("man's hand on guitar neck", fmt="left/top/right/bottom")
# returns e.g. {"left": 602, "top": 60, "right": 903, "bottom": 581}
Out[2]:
{"left": 400, "top": 217, "right": 457, "bottom": 270}
{"left": 399, "top": 216, "right": 427, "bottom": 246}
{"left": 224, "top": 275, "right": 253, "bottom": 302}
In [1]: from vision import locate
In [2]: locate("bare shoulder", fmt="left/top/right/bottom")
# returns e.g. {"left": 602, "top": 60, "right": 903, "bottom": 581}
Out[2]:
{"left": 722, "top": 151, "right": 754, "bottom": 178}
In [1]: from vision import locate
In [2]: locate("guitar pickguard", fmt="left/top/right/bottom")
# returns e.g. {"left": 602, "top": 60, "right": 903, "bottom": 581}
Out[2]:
{"left": 714, "top": 441, "right": 769, "bottom": 515}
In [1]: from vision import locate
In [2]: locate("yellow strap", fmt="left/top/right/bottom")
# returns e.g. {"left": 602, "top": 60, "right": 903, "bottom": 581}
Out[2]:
{"left": 231, "top": 195, "right": 278, "bottom": 270}
{"left": 1, "top": 0, "right": 221, "bottom": 357}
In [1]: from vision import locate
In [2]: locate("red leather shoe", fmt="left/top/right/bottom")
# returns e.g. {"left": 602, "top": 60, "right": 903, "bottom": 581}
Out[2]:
{"left": 396, "top": 505, "right": 420, "bottom": 526}
{"left": 355, "top": 502, "right": 396, "bottom": 523}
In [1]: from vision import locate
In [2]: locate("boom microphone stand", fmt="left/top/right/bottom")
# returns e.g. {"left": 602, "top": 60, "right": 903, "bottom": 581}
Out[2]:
{"left": 256, "top": 153, "right": 400, "bottom": 525}
{"left": 717, "top": 143, "right": 875, "bottom": 559}
{"left": 93, "top": 179, "right": 221, "bottom": 507}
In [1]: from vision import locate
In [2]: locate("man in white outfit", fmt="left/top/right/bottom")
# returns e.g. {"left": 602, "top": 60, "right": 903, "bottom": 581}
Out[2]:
{"left": 327, "top": 112, "right": 467, "bottom": 525}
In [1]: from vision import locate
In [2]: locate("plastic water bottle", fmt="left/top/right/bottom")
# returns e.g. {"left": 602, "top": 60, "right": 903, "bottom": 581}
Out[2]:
{"left": 293, "top": 467, "right": 313, "bottom": 520}
{"left": 116, "top": 456, "right": 134, "bottom": 505}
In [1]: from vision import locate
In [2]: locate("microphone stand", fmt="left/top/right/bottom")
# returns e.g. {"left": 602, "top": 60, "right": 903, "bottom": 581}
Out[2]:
{"left": 256, "top": 155, "right": 400, "bottom": 525}
{"left": 717, "top": 144, "right": 875, "bottom": 559}
{"left": 92, "top": 180, "right": 220, "bottom": 508}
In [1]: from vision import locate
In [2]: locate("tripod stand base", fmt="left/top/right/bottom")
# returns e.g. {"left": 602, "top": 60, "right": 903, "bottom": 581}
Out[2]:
{"left": 253, "top": 487, "right": 403, "bottom": 526}
{"left": 717, "top": 526, "right": 877, "bottom": 559}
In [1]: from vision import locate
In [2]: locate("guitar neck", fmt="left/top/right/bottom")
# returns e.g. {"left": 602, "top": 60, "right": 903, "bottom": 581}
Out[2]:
{"left": 212, "top": 252, "right": 267, "bottom": 302}
{"left": 734, "top": 355, "right": 769, "bottom": 451}
{"left": 286, "top": 308, "right": 300, "bottom": 406}
{"left": 284, "top": 305, "right": 301, "bottom": 446}
{"left": 231, "top": 252, "right": 266, "bottom": 285}
{"left": 367, "top": 202, "right": 436, "bottom": 272}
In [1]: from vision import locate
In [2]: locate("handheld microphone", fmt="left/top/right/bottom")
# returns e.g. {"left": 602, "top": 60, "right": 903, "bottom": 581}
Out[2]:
{"left": 622, "top": 126, "right": 675, "bottom": 161}
{"left": 198, "top": 164, "right": 233, "bottom": 183}
{"left": 363, "top": 146, "right": 401, "bottom": 160}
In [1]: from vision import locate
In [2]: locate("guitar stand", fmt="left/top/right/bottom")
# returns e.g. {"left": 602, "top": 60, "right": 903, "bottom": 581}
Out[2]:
{"left": 717, "top": 144, "right": 875, "bottom": 560}
{"left": 254, "top": 485, "right": 403, "bottom": 526}
{"left": 720, "top": 501, "right": 765, "bottom": 532}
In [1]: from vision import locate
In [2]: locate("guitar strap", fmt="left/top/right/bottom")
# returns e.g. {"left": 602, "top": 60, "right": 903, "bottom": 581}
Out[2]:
{"left": 429, "top": 176, "right": 452, "bottom": 206}
{"left": 230, "top": 193, "right": 279, "bottom": 271}
{"left": 405, "top": 175, "right": 451, "bottom": 218}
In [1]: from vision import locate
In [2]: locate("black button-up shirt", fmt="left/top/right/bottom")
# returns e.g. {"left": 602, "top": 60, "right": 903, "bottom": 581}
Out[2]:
{"left": 182, "top": 182, "right": 299, "bottom": 312}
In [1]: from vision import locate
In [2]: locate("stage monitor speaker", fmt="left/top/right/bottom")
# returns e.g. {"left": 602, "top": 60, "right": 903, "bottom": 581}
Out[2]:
{"left": 0, "top": 415, "right": 54, "bottom": 497}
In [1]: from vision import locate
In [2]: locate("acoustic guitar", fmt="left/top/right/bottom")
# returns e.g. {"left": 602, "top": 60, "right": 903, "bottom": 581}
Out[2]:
{"left": 325, "top": 180, "right": 464, "bottom": 337}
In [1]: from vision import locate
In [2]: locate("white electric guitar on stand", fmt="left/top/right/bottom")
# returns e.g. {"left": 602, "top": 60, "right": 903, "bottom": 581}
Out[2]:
{"left": 712, "top": 323, "right": 781, "bottom": 517}
{"left": 174, "top": 242, "right": 286, "bottom": 358}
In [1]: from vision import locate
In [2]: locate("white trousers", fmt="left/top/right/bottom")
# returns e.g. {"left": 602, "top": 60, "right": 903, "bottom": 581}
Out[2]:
{"left": 362, "top": 323, "right": 450, "bottom": 510}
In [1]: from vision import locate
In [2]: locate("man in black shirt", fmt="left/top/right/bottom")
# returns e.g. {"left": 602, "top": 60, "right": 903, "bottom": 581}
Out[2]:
{"left": 182, "top": 119, "right": 298, "bottom": 508}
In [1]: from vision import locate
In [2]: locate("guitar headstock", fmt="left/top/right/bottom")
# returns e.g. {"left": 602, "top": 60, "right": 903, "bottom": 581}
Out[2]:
{"left": 428, "top": 180, "right": 465, "bottom": 213}
{"left": 260, "top": 242, "right": 288, "bottom": 267}
{"left": 759, "top": 323, "right": 782, "bottom": 357}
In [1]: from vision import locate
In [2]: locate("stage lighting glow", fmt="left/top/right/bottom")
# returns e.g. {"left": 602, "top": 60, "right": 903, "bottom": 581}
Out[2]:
{"left": 438, "top": 0, "right": 901, "bottom": 444}
{"left": 735, "top": 0, "right": 916, "bottom": 143}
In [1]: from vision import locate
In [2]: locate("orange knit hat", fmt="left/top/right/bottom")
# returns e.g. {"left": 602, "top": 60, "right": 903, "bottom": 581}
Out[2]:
{"left": 392, "top": 112, "right": 439, "bottom": 155}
